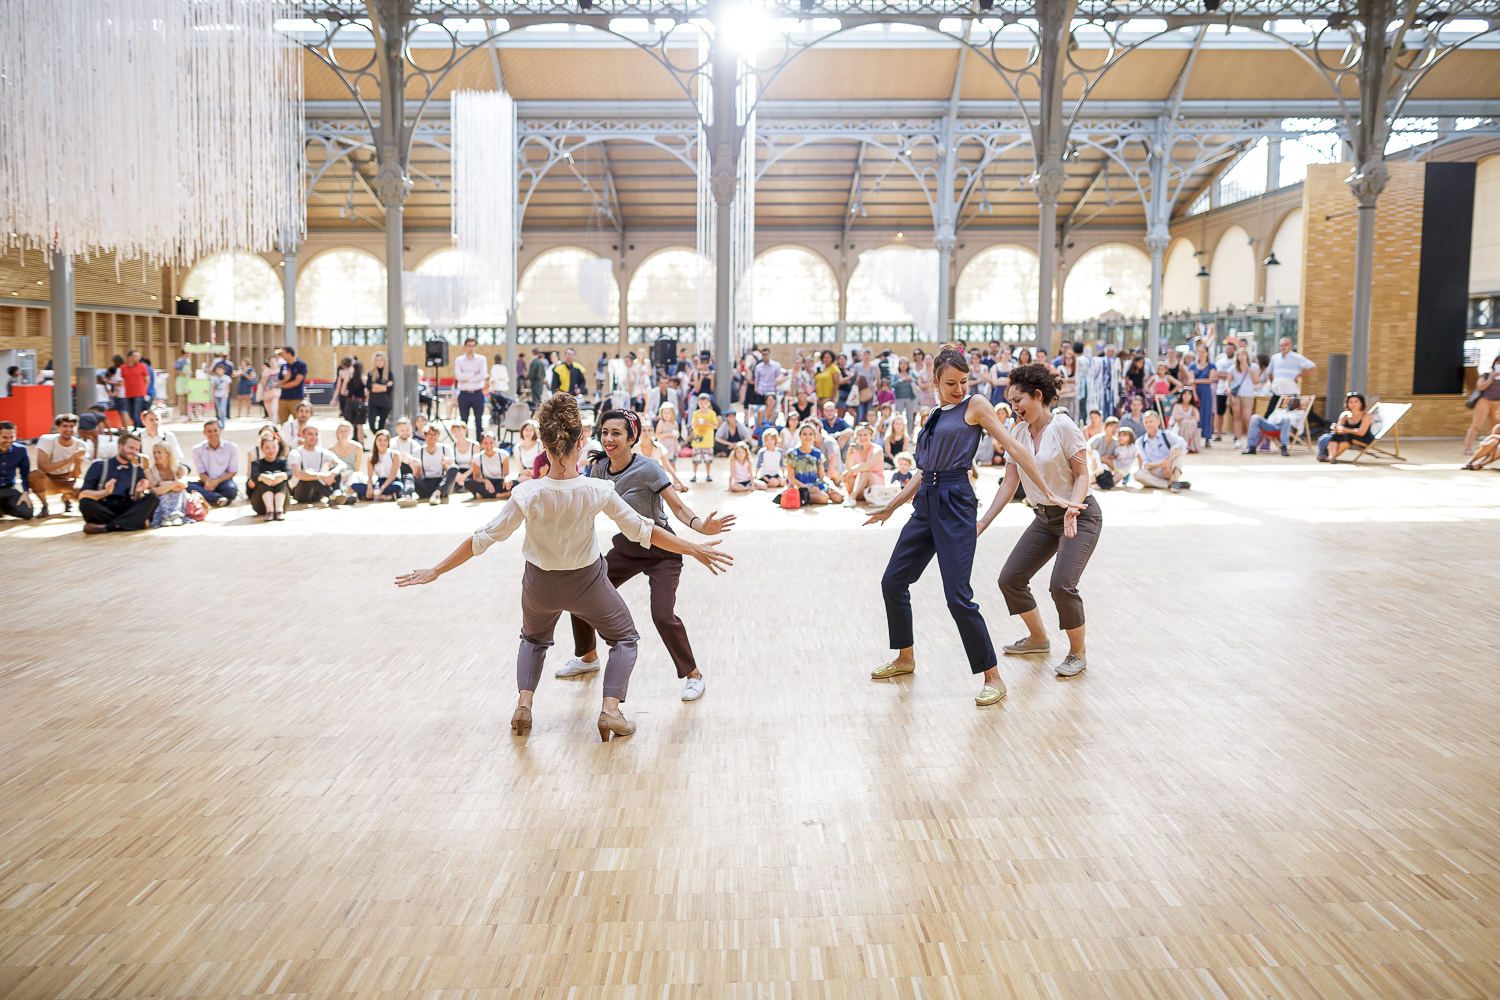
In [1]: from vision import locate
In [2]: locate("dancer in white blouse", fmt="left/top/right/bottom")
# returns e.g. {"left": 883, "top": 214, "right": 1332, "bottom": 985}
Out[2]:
{"left": 396, "top": 393, "right": 733, "bottom": 741}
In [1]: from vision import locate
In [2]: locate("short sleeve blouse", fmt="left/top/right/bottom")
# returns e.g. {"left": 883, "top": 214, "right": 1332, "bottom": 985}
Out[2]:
{"left": 1005, "top": 413, "right": 1088, "bottom": 504}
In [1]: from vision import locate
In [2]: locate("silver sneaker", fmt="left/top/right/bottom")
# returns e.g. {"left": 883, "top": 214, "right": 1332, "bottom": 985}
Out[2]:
{"left": 1003, "top": 636, "right": 1051, "bottom": 655}
{"left": 1055, "top": 654, "right": 1087, "bottom": 677}
{"left": 554, "top": 657, "right": 599, "bottom": 678}
{"left": 681, "top": 675, "right": 705, "bottom": 702}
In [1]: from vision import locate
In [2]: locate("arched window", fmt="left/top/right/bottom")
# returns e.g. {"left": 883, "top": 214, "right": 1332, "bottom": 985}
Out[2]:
{"left": 517, "top": 247, "right": 619, "bottom": 325}
{"left": 406, "top": 247, "right": 511, "bottom": 326}
{"left": 845, "top": 244, "right": 930, "bottom": 323}
{"left": 954, "top": 244, "right": 1038, "bottom": 322}
{"left": 1208, "top": 226, "right": 1256, "bottom": 311}
{"left": 751, "top": 247, "right": 839, "bottom": 324}
{"left": 626, "top": 248, "right": 704, "bottom": 324}
{"left": 1061, "top": 243, "right": 1151, "bottom": 321}
{"left": 180, "top": 251, "right": 282, "bottom": 323}
{"left": 1264, "top": 210, "right": 1304, "bottom": 307}
{"left": 1161, "top": 238, "right": 1200, "bottom": 313}
{"left": 295, "top": 248, "right": 387, "bottom": 328}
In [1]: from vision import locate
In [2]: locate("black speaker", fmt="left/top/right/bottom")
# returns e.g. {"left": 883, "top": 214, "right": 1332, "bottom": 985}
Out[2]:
{"left": 175, "top": 298, "right": 199, "bottom": 316}
{"left": 652, "top": 338, "right": 675, "bottom": 369}
{"left": 425, "top": 339, "right": 449, "bottom": 366}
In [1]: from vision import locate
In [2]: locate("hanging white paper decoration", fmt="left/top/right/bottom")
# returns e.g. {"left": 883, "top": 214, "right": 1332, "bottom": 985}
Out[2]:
{"left": 449, "top": 89, "right": 516, "bottom": 322}
{"left": 0, "top": 0, "right": 303, "bottom": 264}
{"left": 857, "top": 248, "right": 940, "bottom": 340}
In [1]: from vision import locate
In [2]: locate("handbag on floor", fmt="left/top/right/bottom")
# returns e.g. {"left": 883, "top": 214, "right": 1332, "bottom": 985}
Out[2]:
{"left": 774, "top": 485, "right": 802, "bottom": 509}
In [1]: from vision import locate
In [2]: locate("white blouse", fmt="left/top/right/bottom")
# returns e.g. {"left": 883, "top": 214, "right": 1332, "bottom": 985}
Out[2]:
{"left": 471, "top": 475, "right": 654, "bottom": 570}
{"left": 1005, "top": 413, "right": 1089, "bottom": 504}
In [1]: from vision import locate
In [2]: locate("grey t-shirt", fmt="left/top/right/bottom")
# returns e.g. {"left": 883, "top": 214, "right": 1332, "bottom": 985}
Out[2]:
{"left": 590, "top": 454, "right": 671, "bottom": 528}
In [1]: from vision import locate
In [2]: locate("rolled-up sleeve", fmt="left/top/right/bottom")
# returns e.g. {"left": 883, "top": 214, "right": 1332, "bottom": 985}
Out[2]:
{"left": 604, "top": 492, "right": 655, "bottom": 549}
{"left": 471, "top": 498, "right": 525, "bottom": 556}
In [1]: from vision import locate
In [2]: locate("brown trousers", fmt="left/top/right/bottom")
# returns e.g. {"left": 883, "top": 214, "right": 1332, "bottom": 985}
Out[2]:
{"left": 571, "top": 532, "right": 697, "bottom": 679}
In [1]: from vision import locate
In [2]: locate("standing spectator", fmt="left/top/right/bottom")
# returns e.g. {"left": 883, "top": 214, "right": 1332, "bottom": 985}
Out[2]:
{"left": 275, "top": 346, "right": 307, "bottom": 424}
{"left": 360, "top": 351, "right": 389, "bottom": 432}
{"left": 550, "top": 347, "right": 588, "bottom": 396}
{"left": 1464, "top": 356, "right": 1500, "bottom": 454}
{"left": 342, "top": 360, "right": 368, "bottom": 443}
{"left": 259, "top": 358, "right": 281, "bottom": 420}
{"left": 190, "top": 420, "right": 239, "bottom": 507}
{"left": 750, "top": 350, "right": 784, "bottom": 413}
{"left": 489, "top": 351, "right": 512, "bottom": 418}
{"left": 142, "top": 356, "right": 159, "bottom": 412}
{"left": 1188, "top": 344, "right": 1216, "bottom": 446}
{"left": 412, "top": 424, "right": 458, "bottom": 504}
{"left": 1263, "top": 337, "right": 1316, "bottom": 415}
{"left": 526, "top": 349, "right": 548, "bottom": 406}
{"left": 0, "top": 421, "right": 35, "bottom": 520}
{"left": 248, "top": 432, "right": 291, "bottom": 521}
{"left": 29, "top": 414, "right": 87, "bottom": 515}
{"left": 79, "top": 434, "right": 156, "bottom": 533}
{"left": 332, "top": 356, "right": 353, "bottom": 418}
{"left": 595, "top": 351, "right": 610, "bottom": 400}
{"left": 288, "top": 425, "right": 350, "bottom": 506}
{"left": 119, "top": 350, "right": 151, "bottom": 427}
{"left": 147, "top": 444, "right": 191, "bottom": 528}
{"left": 137, "top": 409, "right": 187, "bottom": 478}
{"left": 1, "top": 365, "right": 22, "bottom": 395}
{"left": 454, "top": 337, "right": 488, "bottom": 441}
{"left": 891, "top": 357, "right": 919, "bottom": 426}
{"left": 851, "top": 349, "right": 880, "bottom": 423}
{"left": 913, "top": 347, "right": 936, "bottom": 409}
{"left": 235, "top": 357, "right": 258, "bottom": 418}
{"left": 1134, "top": 411, "right": 1190, "bottom": 492}
{"left": 1225, "top": 349, "right": 1261, "bottom": 447}
{"left": 813, "top": 349, "right": 841, "bottom": 408}
{"left": 210, "top": 364, "right": 231, "bottom": 427}
{"left": 1087, "top": 343, "right": 1121, "bottom": 420}
{"left": 688, "top": 394, "right": 719, "bottom": 483}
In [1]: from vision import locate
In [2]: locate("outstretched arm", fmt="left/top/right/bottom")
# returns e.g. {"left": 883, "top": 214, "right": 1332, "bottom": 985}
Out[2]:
{"left": 395, "top": 537, "right": 473, "bottom": 587}
{"left": 662, "top": 485, "right": 734, "bottom": 534}
{"left": 646, "top": 525, "right": 734, "bottom": 575}
{"left": 863, "top": 474, "right": 919, "bottom": 525}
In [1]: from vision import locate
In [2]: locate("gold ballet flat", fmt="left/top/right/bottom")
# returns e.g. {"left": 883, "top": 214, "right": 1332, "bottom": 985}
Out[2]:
{"left": 871, "top": 661, "right": 915, "bottom": 679}
{"left": 975, "top": 683, "right": 1007, "bottom": 706}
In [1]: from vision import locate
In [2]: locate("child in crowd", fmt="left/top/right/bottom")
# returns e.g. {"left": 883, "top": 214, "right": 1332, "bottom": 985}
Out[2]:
{"left": 655, "top": 402, "right": 682, "bottom": 483}
{"left": 211, "top": 369, "right": 231, "bottom": 426}
{"left": 1151, "top": 363, "right": 1172, "bottom": 402}
{"left": 689, "top": 393, "right": 719, "bottom": 483}
{"left": 727, "top": 442, "right": 755, "bottom": 492}
{"left": 754, "top": 428, "right": 786, "bottom": 490}
{"left": 1113, "top": 426, "right": 1140, "bottom": 486}
{"left": 875, "top": 379, "right": 895, "bottom": 409}
{"left": 892, "top": 452, "right": 915, "bottom": 488}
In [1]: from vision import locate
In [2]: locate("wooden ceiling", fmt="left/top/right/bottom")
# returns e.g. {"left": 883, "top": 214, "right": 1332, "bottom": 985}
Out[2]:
{"left": 300, "top": 37, "right": 1500, "bottom": 237}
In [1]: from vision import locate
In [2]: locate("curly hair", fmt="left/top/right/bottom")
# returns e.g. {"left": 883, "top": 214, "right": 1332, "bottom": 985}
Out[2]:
{"left": 1007, "top": 362, "right": 1062, "bottom": 405}
{"left": 537, "top": 392, "right": 585, "bottom": 458}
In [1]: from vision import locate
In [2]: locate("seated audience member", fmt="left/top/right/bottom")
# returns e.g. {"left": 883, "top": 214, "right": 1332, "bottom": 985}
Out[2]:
{"left": 727, "top": 442, "right": 756, "bottom": 493}
{"left": 30, "top": 414, "right": 87, "bottom": 515}
{"left": 329, "top": 420, "right": 364, "bottom": 491}
{"left": 1318, "top": 392, "right": 1376, "bottom": 462}
{"left": 191, "top": 419, "right": 239, "bottom": 507}
{"left": 754, "top": 428, "right": 786, "bottom": 490}
{"left": 1463, "top": 422, "right": 1500, "bottom": 470}
{"left": 513, "top": 419, "right": 543, "bottom": 482}
{"left": 882, "top": 412, "right": 911, "bottom": 468}
{"left": 1135, "top": 412, "right": 1190, "bottom": 492}
{"left": 1088, "top": 416, "right": 1122, "bottom": 490}
{"left": 782, "top": 421, "right": 844, "bottom": 506}
{"left": 147, "top": 443, "right": 191, "bottom": 528}
{"left": 466, "top": 431, "right": 511, "bottom": 498}
{"left": 714, "top": 408, "right": 751, "bottom": 457}
{"left": 752, "top": 407, "right": 782, "bottom": 447}
{"left": 280, "top": 402, "right": 314, "bottom": 455}
{"left": 1118, "top": 394, "right": 1148, "bottom": 440}
{"left": 892, "top": 451, "right": 915, "bottom": 487}
{"left": 0, "top": 421, "right": 36, "bottom": 520}
{"left": 1171, "top": 390, "right": 1203, "bottom": 452}
{"left": 790, "top": 388, "right": 816, "bottom": 422}
{"left": 1244, "top": 396, "right": 1307, "bottom": 457}
{"left": 288, "top": 425, "right": 350, "bottom": 506}
{"left": 447, "top": 421, "right": 476, "bottom": 495}
{"left": 352, "top": 429, "right": 413, "bottom": 504}
{"left": 1081, "top": 409, "right": 1104, "bottom": 440}
{"left": 248, "top": 432, "right": 291, "bottom": 521}
{"left": 79, "top": 434, "right": 157, "bottom": 533}
{"left": 412, "top": 425, "right": 458, "bottom": 505}
{"left": 840, "top": 423, "right": 886, "bottom": 505}
{"left": 1111, "top": 426, "right": 1140, "bottom": 487}
{"left": 819, "top": 400, "right": 853, "bottom": 453}
{"left": 137, "top": 409, "right": 187, "bottom": 477}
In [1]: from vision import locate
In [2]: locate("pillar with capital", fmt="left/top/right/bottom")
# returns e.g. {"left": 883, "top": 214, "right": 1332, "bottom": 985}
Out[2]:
{"left": 1145, "top": 230, "right": 1170, "bottom": 359}
{"left": 1345, "top": 160, "right": 1387, "bottom": 395}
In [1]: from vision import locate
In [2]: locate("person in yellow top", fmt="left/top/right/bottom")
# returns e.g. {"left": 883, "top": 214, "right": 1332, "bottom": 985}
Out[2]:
{"left": 549, "top": 347, "right": 589, "bottom": 397}
{"left": 813, "top": 348, "right": 841, "bottom": 407}
{"left": 688, "top": 393, "right": 720, "bottom": 483}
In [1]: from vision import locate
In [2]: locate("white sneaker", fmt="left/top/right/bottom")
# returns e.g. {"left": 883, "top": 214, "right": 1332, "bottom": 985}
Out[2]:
{"left": 428, "top": 493, "right": 441, "bottom": 506}
{"left": 396, "top": 495, "right": 418, "bottom": 508}
{"left": 554, "top": 657, "right": 599, "bottom": 678}
{"left": 681, "top": 675, "right": 705, "bottom": 701}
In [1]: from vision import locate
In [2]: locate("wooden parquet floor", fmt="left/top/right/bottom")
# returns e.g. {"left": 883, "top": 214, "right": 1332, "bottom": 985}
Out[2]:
{"left": 2, "top": 431, "right": 1499, "bottom": 999}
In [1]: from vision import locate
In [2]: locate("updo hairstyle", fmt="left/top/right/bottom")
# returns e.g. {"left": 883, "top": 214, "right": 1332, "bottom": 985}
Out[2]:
{"left": 931, "top": 343, "right": 970, "bottom": 378}
{"left": 537, "top": 392, "right": 585, "bottom": 458}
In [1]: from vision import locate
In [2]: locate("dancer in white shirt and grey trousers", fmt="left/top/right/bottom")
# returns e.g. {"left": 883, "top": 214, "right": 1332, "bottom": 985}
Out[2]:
{"left": 396, "top": 393, "right": 734, "bottom": 741}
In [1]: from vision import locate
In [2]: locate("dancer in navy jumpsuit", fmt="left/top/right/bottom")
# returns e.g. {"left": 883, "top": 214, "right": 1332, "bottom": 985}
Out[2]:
{"left": 864, "top": 345, "right": 1078, "bottom": 706}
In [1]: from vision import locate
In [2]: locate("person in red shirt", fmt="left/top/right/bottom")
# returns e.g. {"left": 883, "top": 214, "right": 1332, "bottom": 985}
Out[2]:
{"left": 119, "top": 350, "right": 150, "bottom": 427}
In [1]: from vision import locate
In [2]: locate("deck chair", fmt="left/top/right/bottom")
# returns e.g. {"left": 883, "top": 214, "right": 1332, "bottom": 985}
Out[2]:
{"left": 1293, "top": 395, "right": 1316, "bottom": 451}
{"left": 1347, "top": 401, "right": 1410, "bottom": 463}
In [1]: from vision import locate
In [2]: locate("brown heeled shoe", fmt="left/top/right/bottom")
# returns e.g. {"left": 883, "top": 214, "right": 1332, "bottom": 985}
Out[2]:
{"left": 597, "top": 710, "right": 636, "bottom": 742}
{"left": 511, "top": 705, "right": 532, "bottom": 736}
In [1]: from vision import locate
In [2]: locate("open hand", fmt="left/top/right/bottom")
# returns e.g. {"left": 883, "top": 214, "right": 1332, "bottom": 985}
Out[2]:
{"left": 863, "top": 505, "right": 894, "bottom": 527}
{"left": 395, "top": 568, "right": 438, "bottom": 587}
{"left": 700, "top": 510, "right": 735, "bottom": 534}
{"left": 690, "top": 539, "right": 734, "bottom": 575}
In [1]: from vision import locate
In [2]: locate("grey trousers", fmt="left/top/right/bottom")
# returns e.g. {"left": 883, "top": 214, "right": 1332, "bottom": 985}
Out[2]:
{"left": 519, "top": 558, "right": 639, "bottom": 701}
{"left": 997, "top": 496, "right": 1103, "bottom": 632}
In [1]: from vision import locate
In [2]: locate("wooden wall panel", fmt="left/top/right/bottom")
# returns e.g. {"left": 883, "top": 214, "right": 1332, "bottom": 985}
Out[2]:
{"left": 1299, "top": 162, "right": 1468, "bottom": 436}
